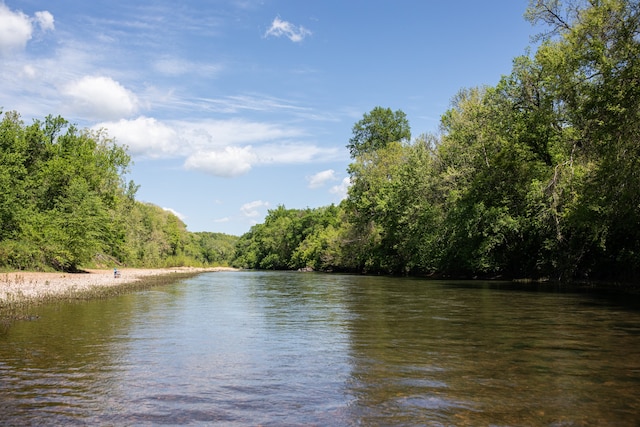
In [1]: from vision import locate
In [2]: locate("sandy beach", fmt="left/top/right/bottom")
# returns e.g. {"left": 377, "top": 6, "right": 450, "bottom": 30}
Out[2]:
{"left": 0, "top": 267, "right": 236, "bottom": 307}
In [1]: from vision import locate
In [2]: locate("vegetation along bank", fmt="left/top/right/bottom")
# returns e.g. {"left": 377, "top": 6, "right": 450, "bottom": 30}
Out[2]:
{"left": 1, "top": 1, "right": 638, "bottom": 286}
{"left": 231, "top": 0, "right": 640, "bottom": 284}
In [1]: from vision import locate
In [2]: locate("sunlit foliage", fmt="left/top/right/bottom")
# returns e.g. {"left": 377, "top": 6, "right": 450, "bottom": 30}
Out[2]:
{"left": 234, "top": 0, "right": 640, "bottom": 282}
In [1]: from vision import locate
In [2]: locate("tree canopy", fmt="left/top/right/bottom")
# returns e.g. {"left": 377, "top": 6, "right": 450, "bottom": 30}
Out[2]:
{"left": 0, "top": 111, "right": 237, "bottom": 271}
{"left": 347, "top": 106, "right": 411, "bottom": 158}
{"left": 233, "top": 0, "right": 640, "bottom": 282}
{"left": 3, "top": 0, "right": 638, "bottom": 282}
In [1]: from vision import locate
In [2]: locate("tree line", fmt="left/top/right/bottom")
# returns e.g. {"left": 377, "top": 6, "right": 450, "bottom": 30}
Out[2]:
{"left": 0, "top": 112, "right": 237, "bottom": 271}
{"left": 232, "top": 0, "right": 640, "bottom": 282}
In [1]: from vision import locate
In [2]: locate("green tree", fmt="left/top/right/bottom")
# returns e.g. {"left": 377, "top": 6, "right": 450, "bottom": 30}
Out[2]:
{"left": 228, "top": 1, "right": 640, "bottom": 281}
{"left": 194, "top": 232, "right": 238, "bottom": 265}
{"left": 347, "top": 106, "right": 411, "bottom": 158}
{"left": 0, "top": 111, "right": 29, "bottom": 242}
{"left": 0, "top": 112, "right": 136, "bottom": 271}
{"left": 232, "top": 205, "right": 343, "bottom": 271}
{"left": 382, "top": 135, "right": 443, "bottom": 274}
{"left": 344, "top": 141, "right": 406, "bottom": 273}
{"left": 525, "top": 0, "right": 640, "bottom": 280}
{"left": 290, "top": 205, "right": 341, "bottom": 270}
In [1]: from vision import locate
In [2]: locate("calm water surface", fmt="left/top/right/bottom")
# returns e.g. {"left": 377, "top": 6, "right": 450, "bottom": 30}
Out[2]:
{"left": 1, "top": 271, "right": 640, "bottom": 426}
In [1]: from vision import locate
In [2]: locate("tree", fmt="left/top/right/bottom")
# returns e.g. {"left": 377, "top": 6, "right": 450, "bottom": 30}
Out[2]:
{"left": 383, "top": 135, "right": 443, "bottom": 274}
{"left": 0, "top": 112, "right": 137, "bottom": 270}
{"left": 194, "top": 232, "right": 238, "bottom": 265}
{"left": 344, "top": 141, "right": 406, "bottom": 273}
{"left": 525, "top": 0, "right": 640, "bottom": 280}
{"left": 347, "top": 106, "right": 411, "bottom": 158}
{"left": 0, "top": 111, "right": 29, "bottom": 242}
{"left": 232, "top": 205, "right": 343, "bottom": 271}
{"left": 232, "top": 1, "right": 640, "bottom": 281}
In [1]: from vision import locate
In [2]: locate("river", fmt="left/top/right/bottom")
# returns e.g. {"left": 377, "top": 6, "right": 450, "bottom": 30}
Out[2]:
{"left": 1, "top": 271, "right": 639, "bottom": 426}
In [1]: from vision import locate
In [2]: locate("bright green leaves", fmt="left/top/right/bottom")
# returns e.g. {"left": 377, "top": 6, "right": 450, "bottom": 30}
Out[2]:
{"left": 344, "top": 107, "right": 415, "bottom": 273}
{"left": 0, "top": 111, "right": 134, "bottom": 271}
{"left": 0, "top": 111, "right": 236, "bottom": 271}
{"left": 233, "top": 0, "right": 640, "bottom": 281}
{"left": 232, "top": 205, "right": 342, "bottom": 271}
{"left": 34, "top": 178, "right": 109, "bottom": 270}
{"left": 347, "top": 107, "right": 411, "bottom": 159}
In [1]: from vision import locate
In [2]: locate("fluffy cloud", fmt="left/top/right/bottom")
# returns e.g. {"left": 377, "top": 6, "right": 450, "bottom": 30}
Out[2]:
{"left": 184, "top": 146, "right": 257, "bottom": 177}
{"left": 95, "top": 115, "right": 341, "bottom": 177}
{"left": 264, "top": 17, "right": 311, "bottom": 42}
{"left": 34, "top": 11, "right": 55, "bottom": 32}
{"left": 21, "top": 64, "right": 37, "bottom": 79}
{"left": 182, "top": 141, "right": 339, "bottom": 177}
{"left": 241, "top": 200, "right": 269, "bottom": 218}
{"left": 96, "top": 116, "right": 178, "bottom": 158}
{"left": 0, "top": 5, "right": 54, "bottom": 54}
{"left": 64, "top": 76, "right": 138, "bottom": 120}
{"left": 307, "top": 169, "right": 337, "bottom": 189}
{"left": 0, "top": 4, "right": 32, "bottom": 53}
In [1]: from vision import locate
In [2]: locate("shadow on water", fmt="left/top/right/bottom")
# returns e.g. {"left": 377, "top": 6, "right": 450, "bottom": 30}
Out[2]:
{"left": 439, "top": 278, "right": 640, "bottom": 313}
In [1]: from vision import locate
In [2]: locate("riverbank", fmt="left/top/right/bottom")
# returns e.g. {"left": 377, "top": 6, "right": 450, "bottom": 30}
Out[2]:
{"left": 0, "top": 267, "right": 237, "bottom": 318}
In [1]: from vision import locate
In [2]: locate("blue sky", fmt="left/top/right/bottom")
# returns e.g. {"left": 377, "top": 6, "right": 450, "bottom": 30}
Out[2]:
{"left": 1, "top": 1, "right": 539, "bottom": 236}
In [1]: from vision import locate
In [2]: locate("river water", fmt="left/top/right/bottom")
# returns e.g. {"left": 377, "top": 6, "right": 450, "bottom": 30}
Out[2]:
{"left": 1, "top": 271, "right": 639, "bottom": 426}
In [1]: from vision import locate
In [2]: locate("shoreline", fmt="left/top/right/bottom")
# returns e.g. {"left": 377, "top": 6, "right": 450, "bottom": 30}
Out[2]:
{"left": 0, "top": 267, "right": 237, "bottom": 312}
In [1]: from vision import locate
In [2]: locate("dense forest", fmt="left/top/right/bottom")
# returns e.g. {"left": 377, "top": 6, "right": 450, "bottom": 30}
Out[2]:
{"left": 0, "top": 112, "right": 237, "bottom": 271}
{"left": 232, "top": 0, "right": 640, "bottom": 282}
{"left": 2, "top": 0, "right": 638, "bottom": 281}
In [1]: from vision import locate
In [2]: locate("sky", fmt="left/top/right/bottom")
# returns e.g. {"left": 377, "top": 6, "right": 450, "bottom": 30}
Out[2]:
{"left": 0, "top": 1, "right": 541, "bottom": 236}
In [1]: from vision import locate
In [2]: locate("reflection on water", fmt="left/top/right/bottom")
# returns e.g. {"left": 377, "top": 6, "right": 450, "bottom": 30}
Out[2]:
{"left": 1, "top": 272, "right": 639, "bottom": 425}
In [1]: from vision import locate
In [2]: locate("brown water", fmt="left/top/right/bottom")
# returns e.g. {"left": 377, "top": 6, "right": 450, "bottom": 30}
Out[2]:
{"left": 1, "top": 271, "right": 639, "bottom": 426}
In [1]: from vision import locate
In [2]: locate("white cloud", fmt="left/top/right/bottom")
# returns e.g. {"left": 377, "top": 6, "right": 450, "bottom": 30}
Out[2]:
{"left": 0, "top": 5, "right": 54, "bottom": 55}
{"left": 307, "top": 169, "right": 337, "bottom": 189}
{"left": 241, "top": 200, "right": 269, "bottom": 218}
{"left": 95, "top": 116, "right": 178, "bottom": 158}
{"left": 183, "top": 142, "right": 340, "bottom": 177}
{"left": 184, "top": 146, "right": 257, "bottom": 177}
{"left": 34, "top": 11, "right": 55, "bottom": 32}
{"left": 95, "top": 115, "right": 341, "bottom": 177}
{"left": 330, "top": 177, "right": 351, "bottom": 200}
{"left": 0, "top": 4, "right": 33, "bottom": 53}
{"left": 264, "top": 17, "right": 311, "bottom": 42}
{"left": 64, "top": 76, "right": 138, "bottom": 120}
{"left": 163, "top": 207, "right": 186, "bottom": 221}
